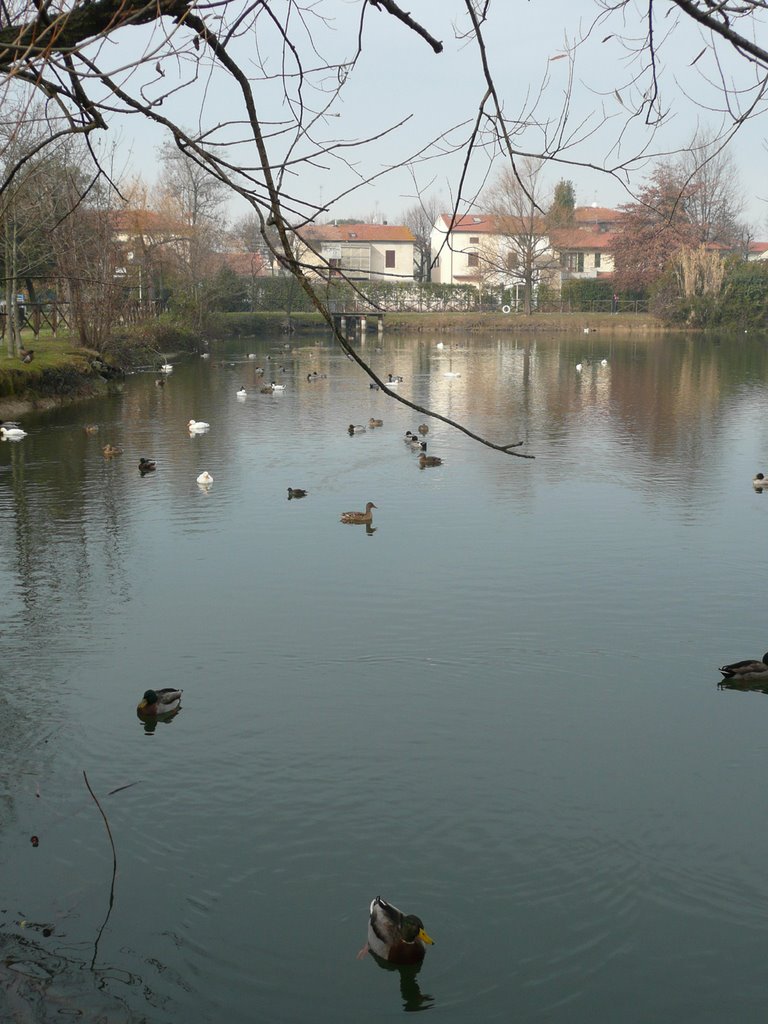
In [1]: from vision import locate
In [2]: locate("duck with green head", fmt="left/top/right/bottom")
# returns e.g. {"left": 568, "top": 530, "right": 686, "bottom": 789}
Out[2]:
{"left": 137, "top": 688, "right": 183, "bottom": 716}
{"left": 365, "top": 897, "right": 434, "bottom": 965}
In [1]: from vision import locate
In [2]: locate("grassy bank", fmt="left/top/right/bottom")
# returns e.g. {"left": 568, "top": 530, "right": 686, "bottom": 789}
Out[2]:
{"left": 0, "top": 334, "right": 126, "bottom": 417}
{"left": 210, "top": 309, "right": 667, "bottom": 335}
{"left": 377, "top": 311, "right": 666, "bottom": 333}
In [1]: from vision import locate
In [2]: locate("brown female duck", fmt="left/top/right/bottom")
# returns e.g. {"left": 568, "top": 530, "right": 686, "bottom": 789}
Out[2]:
{"left": 340, "top": 501, "right": 376, "bottom": 524}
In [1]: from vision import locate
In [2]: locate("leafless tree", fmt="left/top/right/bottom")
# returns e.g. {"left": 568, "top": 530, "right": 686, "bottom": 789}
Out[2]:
{"left": 481, "top": 159, "right": 559, "bottom": 315}
{"left": 673, "top": 130, "right": 745, "bottom": 246}
{"left": 402, "top": 194, "right": 442, "bottom": 282}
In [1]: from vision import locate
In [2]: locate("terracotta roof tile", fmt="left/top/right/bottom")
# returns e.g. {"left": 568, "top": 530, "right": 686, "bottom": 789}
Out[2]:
{"left": 301, "top": 223, "right": 415, "bottom": 242}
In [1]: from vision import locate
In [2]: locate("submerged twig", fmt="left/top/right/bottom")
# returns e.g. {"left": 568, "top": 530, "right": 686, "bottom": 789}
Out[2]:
{"left": 83, "top": 770, "right": 118, "bottom": 970}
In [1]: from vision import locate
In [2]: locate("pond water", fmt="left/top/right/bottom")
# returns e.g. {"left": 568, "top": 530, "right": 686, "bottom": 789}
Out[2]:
{"left": 2, "top": 329, "right": 768, "bottom": 1022}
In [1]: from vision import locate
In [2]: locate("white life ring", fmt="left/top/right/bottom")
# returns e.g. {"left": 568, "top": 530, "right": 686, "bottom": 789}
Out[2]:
{"left": 502, "top": 304, "right": 511, "bottom": 314}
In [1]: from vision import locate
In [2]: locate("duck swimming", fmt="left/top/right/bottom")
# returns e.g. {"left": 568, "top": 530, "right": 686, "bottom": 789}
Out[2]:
{"left": 287, "top": 487, "right": 308, "bottom": 499}
{"left": 419, "top": 453, "right": 443, "bottom": 467}
{"left": 417, "top": 423, "right": 429, "bottom": 434}
{"left": 137, "top": 688, "right": 183, "bottom": 716}
{"left": 368, "top": 418, "right": 383, "bottom": 428}
{"left": 236, "top": 387, "right": 247, "bottom": 398}
{"left": 340, "top": 501, "right": 376, "bottom": 524}
{"left": 718, "top": 652, "right": 768, "bottom": 682}
{"left": 365, "top": 897, "right": 434, "bottom": 965}
{"left": 0, "top": 423, "right": 27, "bottom": 440}
{"left": 139, "top": 458, "right": 157, "bottom": 474}
{"left": 196, "top": 471, "right": 214, "bottom": 485}
{"left": 102, "top": 444, "right": 123, "bottom": 457}
{"left": 348, "top": 424, "right": 366, "bottom": 434}
{"left": 188, "top": 419, "right": 210, "bottom": 432}
{"left": 754, "top": 473, "right": 766, "bottom": 487}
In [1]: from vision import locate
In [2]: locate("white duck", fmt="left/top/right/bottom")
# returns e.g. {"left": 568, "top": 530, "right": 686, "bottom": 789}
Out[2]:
{"left": 188, "top": 419, "right": 210, "bottom": 432}
{"left": 271, "top": 382, "right": 286, "bottom": 391}
{"left": 0, "top": 423, "right": 27, "bottom": 440}
{"left": 236, "top": 387, "right": 247, "bottom": 398}
{"left": 196, "top": 471, "right": 214, "bottom": 485}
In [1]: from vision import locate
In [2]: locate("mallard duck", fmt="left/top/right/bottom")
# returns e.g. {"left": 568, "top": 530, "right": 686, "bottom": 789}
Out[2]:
{"left": 348, "top": 424, "right": 366, "bottom": 434}
{"left": 417, "top": 423, "right": 429, "bottom": 434}
{"left": 753, "top": 473, "right": 766, "bottom": 487}
{"left": 340, "top": 501, "right": 376, "bottom": 524}
{"left": 419, "top": 453, "right": 442, "bottom": 467}
{"left": 139, "top": 458, "right": 157, "bottom": 474}
{"left": 718, "top": 653, "right": 768, "bottom": 681}
{"left": 188, "top": 419, "right": 210, "bottom": 432}
{"left": 366, "top": 897, "right": 434, "bottom": 965}
{"left": 236, "top": 387, "right": 247, "bottom": 398}
{"left": 369, "top": 418, "right": 383, "bottom": 428}
{"left": 260, "top": 385, "right": 273, "bottom": 394}
{"left": 102, "top": 444, "right": 123, "bottom": 457}
{"left": 196, "top": 471, "right": 213, "bottom": 484}
{"left": 0, "top": 424, "right": 27, "bottom": 440}
{"left": 287, "top": 487, "right": 308, "bottom": 499}
{"left": 137, "top": 688, "right": 183, "bottom": 716}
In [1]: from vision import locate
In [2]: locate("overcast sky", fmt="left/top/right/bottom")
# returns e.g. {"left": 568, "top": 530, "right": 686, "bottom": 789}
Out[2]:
{"left": 105, "top": 1, "right": 768, "bottom": 232}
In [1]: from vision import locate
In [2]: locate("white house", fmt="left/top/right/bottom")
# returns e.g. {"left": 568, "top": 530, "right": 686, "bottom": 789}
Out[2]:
{"left": 297, "top": 223, "right": 415, "bottom": 282}
{"left": 430, "top": 206, "right": 622, "bottom": 293}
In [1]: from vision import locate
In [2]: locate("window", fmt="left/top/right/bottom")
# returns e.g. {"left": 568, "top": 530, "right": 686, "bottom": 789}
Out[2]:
{"left": 385, "top": 250, "right": 395, "bottom": 268}
{"left": 594, "top": 252, "right": 601, "bottom": 268}
{"left": 468, "top": 252, "right": 479, "bottom": 268}
{"left": 328, "top": 257, "right": 341, "bottom": 269}
{"left": 561, "top": 252, "right": 584, "bottom": 272}
{"left": 469, "top": 236, "right": 479, "bottom": 244}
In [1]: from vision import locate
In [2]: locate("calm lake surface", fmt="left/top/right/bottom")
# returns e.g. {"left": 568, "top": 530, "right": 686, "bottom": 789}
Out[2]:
{"left": 2, "top": 329, "right": 768, "bottom": 1022}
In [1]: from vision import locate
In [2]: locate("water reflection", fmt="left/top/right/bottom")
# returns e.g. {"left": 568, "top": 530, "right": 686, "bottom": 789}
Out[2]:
{"left": 367, "top": 952, "right": 435, "bottom": 1013}
{"left": 0, "top": 913, "right": 166, "bottom": 1021}
{"left": 136, "top": 710, "right": 181, "bottom": 734}
{"left": 717, "top": 679, "right": 768, "bottom": 696}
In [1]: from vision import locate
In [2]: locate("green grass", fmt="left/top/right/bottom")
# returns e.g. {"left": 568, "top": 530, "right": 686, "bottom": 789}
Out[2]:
{"left": 0, "top": 330, "right": 99, "bottom": 399}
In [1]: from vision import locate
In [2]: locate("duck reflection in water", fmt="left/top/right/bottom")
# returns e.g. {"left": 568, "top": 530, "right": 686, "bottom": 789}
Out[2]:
{"left": 137, "top": 708, "right": 181, "bottom": 734}
{"left": 717, "top": 678, "right": 768, "bottom": 696}
{"left": 367, "top": 951, "right": 435, "bottom": 1012}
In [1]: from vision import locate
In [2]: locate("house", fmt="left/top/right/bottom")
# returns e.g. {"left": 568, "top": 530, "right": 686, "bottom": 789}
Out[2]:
{"left": 296, "top": 223, "right": 416, "bottom": 282}
{"left": 549, "top": 207, "right": 622, "bottom": 281}
{"left": 430, "top": 215, "right": 503, "bottom": 287}
{"left": 747, "top": 242, "right": 768, "bottom": 261}
{"left": 430, "top": 206, "right": 622, "bottom": 294}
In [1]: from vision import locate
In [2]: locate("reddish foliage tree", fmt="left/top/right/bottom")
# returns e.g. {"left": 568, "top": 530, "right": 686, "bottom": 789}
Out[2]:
{"left": 612, "top": 168, "right": 700, "bottom": 293}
